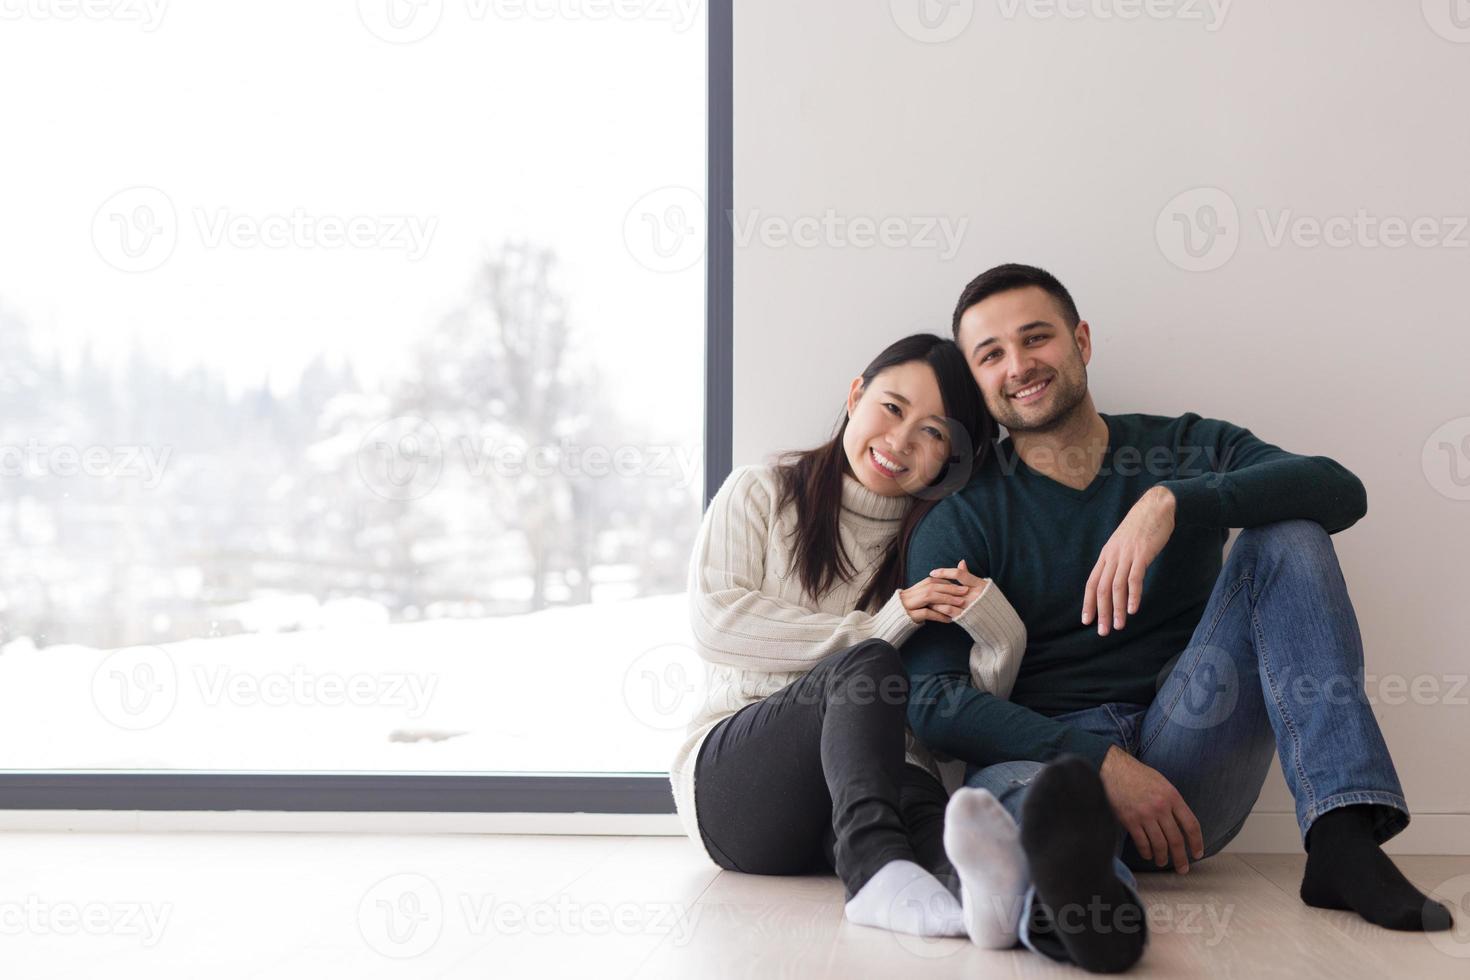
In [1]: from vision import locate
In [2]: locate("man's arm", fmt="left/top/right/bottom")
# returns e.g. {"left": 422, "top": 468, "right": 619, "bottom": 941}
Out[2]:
{"left": 905, "top": 635, "right": 1115, "bottom": 768}
{"left": 1159, "top": 413, "right": 1368, "bottom": 533}
{"left": 901, "top": 503, "right": 1116, "bottom": 769}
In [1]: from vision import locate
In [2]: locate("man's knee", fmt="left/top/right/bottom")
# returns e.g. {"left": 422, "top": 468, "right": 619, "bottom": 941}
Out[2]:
{"left": 1231, "top": 519, "right": 1343, "bottom": 591}
{"left": 1200, "top": 811, "right": 1252, "bottom": 860}
{"left": 1236, "top": 518, "right": 1332, "bottom": 561}
{"left": 964, "top": 759, "right": 1044, "bottom": 792}
{"left": 962, "top": 760, "right": 1045, "bottom": 823}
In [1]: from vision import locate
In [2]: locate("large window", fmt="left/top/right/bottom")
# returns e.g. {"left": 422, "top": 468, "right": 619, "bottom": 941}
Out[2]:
{"left": 0, "top": 1, "right": 725, "bottom": 797}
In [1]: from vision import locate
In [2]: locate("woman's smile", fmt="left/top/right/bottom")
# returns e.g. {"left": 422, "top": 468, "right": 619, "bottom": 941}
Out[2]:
{"left": 868, "top": 446, "right": 910, "bottom": 478}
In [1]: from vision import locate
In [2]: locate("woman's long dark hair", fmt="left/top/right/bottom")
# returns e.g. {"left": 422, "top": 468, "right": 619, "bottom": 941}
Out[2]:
{"left": 772, "top": 334, "right": 994, "bottom": 613}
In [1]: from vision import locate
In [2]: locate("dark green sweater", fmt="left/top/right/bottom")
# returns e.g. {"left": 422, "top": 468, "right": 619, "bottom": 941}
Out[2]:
{"left": 902, "top": 412, "right": 1367, "bottom": 770}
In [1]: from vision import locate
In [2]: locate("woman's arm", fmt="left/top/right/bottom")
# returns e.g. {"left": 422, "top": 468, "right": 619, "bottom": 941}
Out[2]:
{"left": 950, "top": 579, "right": 1027, "bottom": 700}
{"left": 903, "top": 502, "right": 1114, "bottom": 768}
{"left": 688, "top": 465, "right": 920, "bottom": 673}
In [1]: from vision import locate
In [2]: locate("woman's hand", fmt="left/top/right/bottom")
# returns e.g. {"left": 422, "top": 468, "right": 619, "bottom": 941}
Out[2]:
{"left": 900, "top": 559, "right": 990, "bottom": 624}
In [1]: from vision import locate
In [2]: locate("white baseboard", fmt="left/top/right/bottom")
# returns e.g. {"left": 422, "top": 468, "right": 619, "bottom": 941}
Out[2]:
{"left": 0, "top": 809, "right": 1464, "bottom": 853}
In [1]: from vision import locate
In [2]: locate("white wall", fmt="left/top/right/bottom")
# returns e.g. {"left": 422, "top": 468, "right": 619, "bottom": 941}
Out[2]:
{"left": 733, "top": 0, "right": 1470, "bottom": 851}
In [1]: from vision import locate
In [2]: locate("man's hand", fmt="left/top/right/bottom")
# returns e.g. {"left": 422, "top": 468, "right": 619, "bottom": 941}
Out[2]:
{"left": 1098, "top": 745, "right": 1204, "bottom": 874}
{"left": 1082, "top": 485, "right": 1176, "bottom": 635}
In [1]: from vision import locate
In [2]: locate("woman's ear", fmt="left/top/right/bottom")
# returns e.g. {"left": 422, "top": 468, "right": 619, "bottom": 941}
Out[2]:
{"left": 845, "top": 376, "right": 865, "bottom": 418}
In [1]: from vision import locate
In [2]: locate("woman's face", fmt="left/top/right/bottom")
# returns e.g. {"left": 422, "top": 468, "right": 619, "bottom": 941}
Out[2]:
{"left": 841, "top": 361, "right": 953, "bottom": 498}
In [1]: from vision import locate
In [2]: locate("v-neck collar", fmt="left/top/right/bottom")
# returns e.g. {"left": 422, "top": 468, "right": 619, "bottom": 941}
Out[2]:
{"left": 998, "top": 413, "right": 1116, "bottom": 503}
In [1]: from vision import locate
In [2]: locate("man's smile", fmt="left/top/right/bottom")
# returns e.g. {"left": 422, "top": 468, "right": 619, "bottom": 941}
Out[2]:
{"left": 1009, "top": 377, "right": 1053, "bottom": 404}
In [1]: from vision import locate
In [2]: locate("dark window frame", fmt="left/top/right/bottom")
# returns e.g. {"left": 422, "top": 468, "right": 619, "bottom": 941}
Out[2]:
{"left": 0, "top": 0, "right": 733, "bottom": 815}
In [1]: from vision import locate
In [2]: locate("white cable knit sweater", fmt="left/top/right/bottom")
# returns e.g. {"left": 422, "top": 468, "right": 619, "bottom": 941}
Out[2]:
{"left": 669, "top": 462, "right": 1028, "bottom": 863}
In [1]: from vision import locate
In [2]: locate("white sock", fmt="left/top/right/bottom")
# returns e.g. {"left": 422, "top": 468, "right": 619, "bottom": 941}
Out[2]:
{"left": 943, "top": 787, "right": 1030, "bottom": 949}
{"left": 843, "top": 859, "right": 965, "bottom": 937}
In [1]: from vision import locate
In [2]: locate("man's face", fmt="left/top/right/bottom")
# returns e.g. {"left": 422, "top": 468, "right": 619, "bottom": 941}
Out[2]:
{"left": 955, "top": 285, "right": 1092, "bottom": 433}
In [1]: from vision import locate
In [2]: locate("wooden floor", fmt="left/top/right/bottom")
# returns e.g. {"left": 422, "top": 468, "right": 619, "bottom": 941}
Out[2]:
{"left": 1, "top": 832, "right": 1465, "bottom": 978}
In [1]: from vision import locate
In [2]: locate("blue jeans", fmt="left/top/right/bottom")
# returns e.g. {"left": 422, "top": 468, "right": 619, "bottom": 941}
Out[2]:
{"left": 965, "top": 519, "right": 1409, "bottom": 961}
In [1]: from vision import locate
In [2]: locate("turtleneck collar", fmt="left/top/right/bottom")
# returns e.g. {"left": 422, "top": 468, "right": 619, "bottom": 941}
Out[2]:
{"left": 840, "top": 472, "right": 913, "bottom": 522}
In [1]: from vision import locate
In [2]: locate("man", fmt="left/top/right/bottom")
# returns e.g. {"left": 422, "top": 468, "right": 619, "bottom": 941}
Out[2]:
{"left": 903, "top": 263, "right": 1452, "bottom": 971}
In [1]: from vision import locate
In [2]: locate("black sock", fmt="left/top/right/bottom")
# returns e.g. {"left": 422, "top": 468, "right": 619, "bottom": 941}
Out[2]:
{"left": 1300, "top": 805, "right": 1452, "bottom": 932}
{"left": 1020, "top": 756, "right": 1147, "bottom": 974}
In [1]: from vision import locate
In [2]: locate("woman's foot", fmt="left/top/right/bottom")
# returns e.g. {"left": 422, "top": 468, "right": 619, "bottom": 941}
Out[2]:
{"left": 944, "top": 787, "right": 1029, "bottom": 948}
{"left": 844, "top": 859, "right": 965, "bottom": 937}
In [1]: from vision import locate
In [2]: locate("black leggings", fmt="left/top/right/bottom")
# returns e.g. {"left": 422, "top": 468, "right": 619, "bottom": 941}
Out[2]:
{"left": 692, "top": 638, "right": 956, "bottom": 899}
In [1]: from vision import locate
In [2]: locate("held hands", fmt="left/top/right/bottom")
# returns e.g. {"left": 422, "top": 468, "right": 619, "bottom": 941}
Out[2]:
{"left": 1082, "top": 486, "right": 1177, "bottom": 635}
{"left": 901, "top": 559, "right": 989, "bottom": 625}
{"left": 1099, "top": 745, "right": 1205, "bottom": 874}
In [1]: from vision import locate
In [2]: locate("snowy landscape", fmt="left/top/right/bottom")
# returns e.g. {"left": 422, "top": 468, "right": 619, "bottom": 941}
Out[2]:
{"left": 0, "top": 592, "right": 700, "bottom": 773}
{"left": 0, "top": 6, "right": 707, "bottom": 775}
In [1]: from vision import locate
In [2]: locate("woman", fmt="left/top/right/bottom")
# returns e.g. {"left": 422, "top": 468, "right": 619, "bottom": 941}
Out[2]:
{"left": 669, "top": 333, "right": 1028, "bottom": 938}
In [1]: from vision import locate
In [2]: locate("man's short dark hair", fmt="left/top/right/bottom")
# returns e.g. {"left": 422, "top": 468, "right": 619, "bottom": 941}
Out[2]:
{"left": 950, "top": 263, "right": 1081, "bottom": 339}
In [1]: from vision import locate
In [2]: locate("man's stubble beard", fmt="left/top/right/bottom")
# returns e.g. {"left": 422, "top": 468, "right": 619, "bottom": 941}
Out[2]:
{"left": 985, "top": 354, "right": 1090, "bottom": 435}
